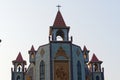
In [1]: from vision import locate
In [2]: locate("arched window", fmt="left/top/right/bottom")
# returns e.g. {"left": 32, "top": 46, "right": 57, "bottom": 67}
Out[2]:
{"left": 56, "top": 36, "right": 63, "bottom": 41}
{"left": 40, "top": 60, "right": 45, "bottom": 80}
{"left": 17, "top": 64, "right": 22, "bottom": 72}
{"left": 96, "top": 76, "right": 99, "bottom": 80}
{"left": 56, "top": 30, "right": 64, "bottom": 41}
{"left": 93, "top": 63, "right": 98, "bottom": 72}
{"left": 31, "top": 53, "right": 34, "bottom": 59}
{"left": 17, "top": 76, "right": 20, "bottom": 80}
{"left": 77, "top": 61, "right": 82, "bottom": 80}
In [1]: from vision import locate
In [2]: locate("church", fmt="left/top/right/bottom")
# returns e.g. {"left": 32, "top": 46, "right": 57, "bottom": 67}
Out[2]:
{"left": 11, "top": 9, "right": 105, "bottom": 80}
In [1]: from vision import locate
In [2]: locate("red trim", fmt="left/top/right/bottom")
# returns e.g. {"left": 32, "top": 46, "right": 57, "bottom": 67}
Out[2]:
{"left": 90, "top": 54, "right": 102, "bottom": 63}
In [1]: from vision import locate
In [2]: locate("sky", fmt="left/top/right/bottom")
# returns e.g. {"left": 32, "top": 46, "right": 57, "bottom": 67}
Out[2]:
{"left": 0, "top": 0, "right": 120, "bottom": 80}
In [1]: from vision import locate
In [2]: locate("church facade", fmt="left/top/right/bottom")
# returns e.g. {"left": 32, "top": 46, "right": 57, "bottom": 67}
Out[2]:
{"left": 11, "top": 10, "right": 104, "bottom": 80}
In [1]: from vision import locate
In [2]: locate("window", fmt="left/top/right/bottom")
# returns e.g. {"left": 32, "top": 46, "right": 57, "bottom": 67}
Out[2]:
{"left": 96, "top": 76, "right": 99, "bottom": 80}
{"left": 17, "top": 64, "right": 22, "bottom": 72}
{"left": 93, "top": 63, "right": 98, "bottom": 72}
{"left": 84, "top": 53, "right": 87, "bottom": 59}
{"left": 77, "top": 61, "right": 82, "bottom": 80}
{"left": 17, "top": 76, "right": 20, "bottom": 80}
{"left": 56, "top": 36, "right": 63, "bottom": 41}
{"left": 31, "top": 53, "right": 34, "bottom": 59}
{"left": 56, "top": 30, "right": 64, "bottom": 41}
{"left": 40, "top": 60, "right": 45, "bottom": 80}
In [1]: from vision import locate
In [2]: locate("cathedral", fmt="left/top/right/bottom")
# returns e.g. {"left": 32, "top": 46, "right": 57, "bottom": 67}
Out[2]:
{"left": 11, "top": 9, "right": 105, "bottom": 80}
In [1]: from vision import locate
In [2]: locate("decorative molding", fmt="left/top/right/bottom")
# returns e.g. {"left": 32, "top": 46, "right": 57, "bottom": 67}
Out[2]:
{"left": 76, "top": 49, "right": 80, "bottom": 56}
{"left": 40, "top": 48, "right": 45, "bottom": 57}
{"left": 54, "top": 46, "right": 68, "bottom": 59}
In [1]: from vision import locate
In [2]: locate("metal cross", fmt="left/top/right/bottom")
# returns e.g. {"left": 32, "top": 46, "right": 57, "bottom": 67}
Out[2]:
{"left": 56, "top": 5, "right": 61, "bottom": 11}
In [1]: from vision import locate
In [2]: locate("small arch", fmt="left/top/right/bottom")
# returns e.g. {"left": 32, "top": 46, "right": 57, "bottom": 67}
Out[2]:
{"left": 17, "top": 76, "right": 20, "bottom": 80}
{"left": 77, "top": 61, "right": 82, "bottom": 80}
{"left": 40, "top": 60, "right": 45, "bottom": 80}
{"left": 17, "top": 64, "right": 22, "bottom": 72}
{"left": 56, "top": 30, "right": 64, "bottom": 41}
{"left": 31, "top": 53, "right": 34, "bottom": 59}
{"left": 96, "top": 76, "right": 100, "bottom": 80}
{"left": 93, "top": 63, "right": 98, "bottom": 72}
{"left": 56, "top": 36, "right": 63, "bottom": 41}
{"left": 54, "top": 46, "right": 68, "bottom": 59}
{"left": 84, "top": 53, "right": 87, "bottom": 59}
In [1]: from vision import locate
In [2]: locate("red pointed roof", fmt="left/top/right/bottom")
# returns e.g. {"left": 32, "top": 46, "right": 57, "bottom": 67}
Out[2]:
{"left": 30, "top": 45, "right": 35, "bottom": 51}
{"left": 83, "top": 45, "right": 87, "bottom": 51}
{"left": 29, "top": 45, "right": 36, "bottom": 54}
{"left": 16, "top": 52, "right": 24, "bottom": 62}
{"left": 53, "top": 10, "right": 66, "bottom": 27}
{"left": 12, "top": 52, "right": 26, "bottom": 64}
{"left": 90, "top": 54, "right": 102, "bottom": 63}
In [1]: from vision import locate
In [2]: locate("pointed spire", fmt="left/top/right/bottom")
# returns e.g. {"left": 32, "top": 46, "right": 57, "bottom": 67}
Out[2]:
{"left": 83, "top": 45, "right": 89, "bottom": 53}
{"left": 12, "top": 52, "right": 26, "bottom": 64}
{"left": 83, "top": 45, "right": 87, "bottom": 51}
{"left": 16, "top": 52, "right": 24, "bottom": 62}
{"left": 30, "top": 45, "right": 35, "bottom": 51}
{"left": 90, "top": 54, "right": 102, "bottom": 63}
{"left": 53, "top": 10, "right": 66, "bottom": 27}
{"left": 28, "top": 45, "right": 36, "bottom": 54}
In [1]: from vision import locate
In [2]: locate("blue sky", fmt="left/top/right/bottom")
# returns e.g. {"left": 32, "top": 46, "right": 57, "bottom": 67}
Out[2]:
{"left": 0, "top": 0, "right": 120, "bottom": 80}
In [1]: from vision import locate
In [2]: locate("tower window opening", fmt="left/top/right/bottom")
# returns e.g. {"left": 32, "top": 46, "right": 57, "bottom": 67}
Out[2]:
{"left": 56, "top": 36, "right": 63, "bottom": 41}
{"left": 96, "top": 76, "right": 100, "bottom": 80}
{"left": 17, "top": 76, "right": 20, "bottom": 80}
{"left": 84, "top": 53, "right": 87, "bottom": 59}
{"left": 56, "top": 30, "right": 64, "bottom": 41}
{"left": 17, "top": 64, "right": 22, "bottom": 72}
{"left": 31, "top": 53, "right": 34, "bottom": 59}
{"left": 93, "top": 64, "right": 98, "bottom": 72}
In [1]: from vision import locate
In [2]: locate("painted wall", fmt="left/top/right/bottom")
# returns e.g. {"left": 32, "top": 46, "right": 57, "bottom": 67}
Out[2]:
{"left": 26, "top": 63, "right": 35, "bottom": 80}
{"left": 35, "top": 44, "right": 50, "bottom": 80}
{"left": 50, "top": 42, "right": 71, "bottom": 80}
{"left": 26, "top": 43, "right": 87, "bottom": 80}
{"left": 51, "top": 42, "right": 71, "bottom": 59}
{"left": 72, "top": 44, "right": 85, "bottom": 80}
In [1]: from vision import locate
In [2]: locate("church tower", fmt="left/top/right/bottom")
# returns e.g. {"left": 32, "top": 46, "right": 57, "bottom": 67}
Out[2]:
{"left": 28, "top": 45, "right": 36, "bottom": 64}
{"left": 11, "top": 52, "right": 26, "bottom": 80}
{"left": 30, "top": 8, "right": 86, "bottom": 80}
{"left": 49, "top": 9, "right": 72, "bottom": 80}
{"left": 11, "top": 7, "right": 105, "bottom": 80}
{"left": 48, "top": 8, "right": 85, "bottom": 80}
{"left": 88, "top": 54, "right": 104, "bottom": 80}
{"left": 49, "top": 10, "right": 70, "bottom": 41}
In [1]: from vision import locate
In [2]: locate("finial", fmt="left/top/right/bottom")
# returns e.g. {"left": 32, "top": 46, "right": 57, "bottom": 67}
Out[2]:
{"left": 56, "top": 5, "right": 61, "bottom": 11}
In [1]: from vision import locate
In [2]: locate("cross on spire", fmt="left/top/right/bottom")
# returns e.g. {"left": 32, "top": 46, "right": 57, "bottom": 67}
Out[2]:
{"left": 56, "top": 5, "right": 61, "bottom": 11}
